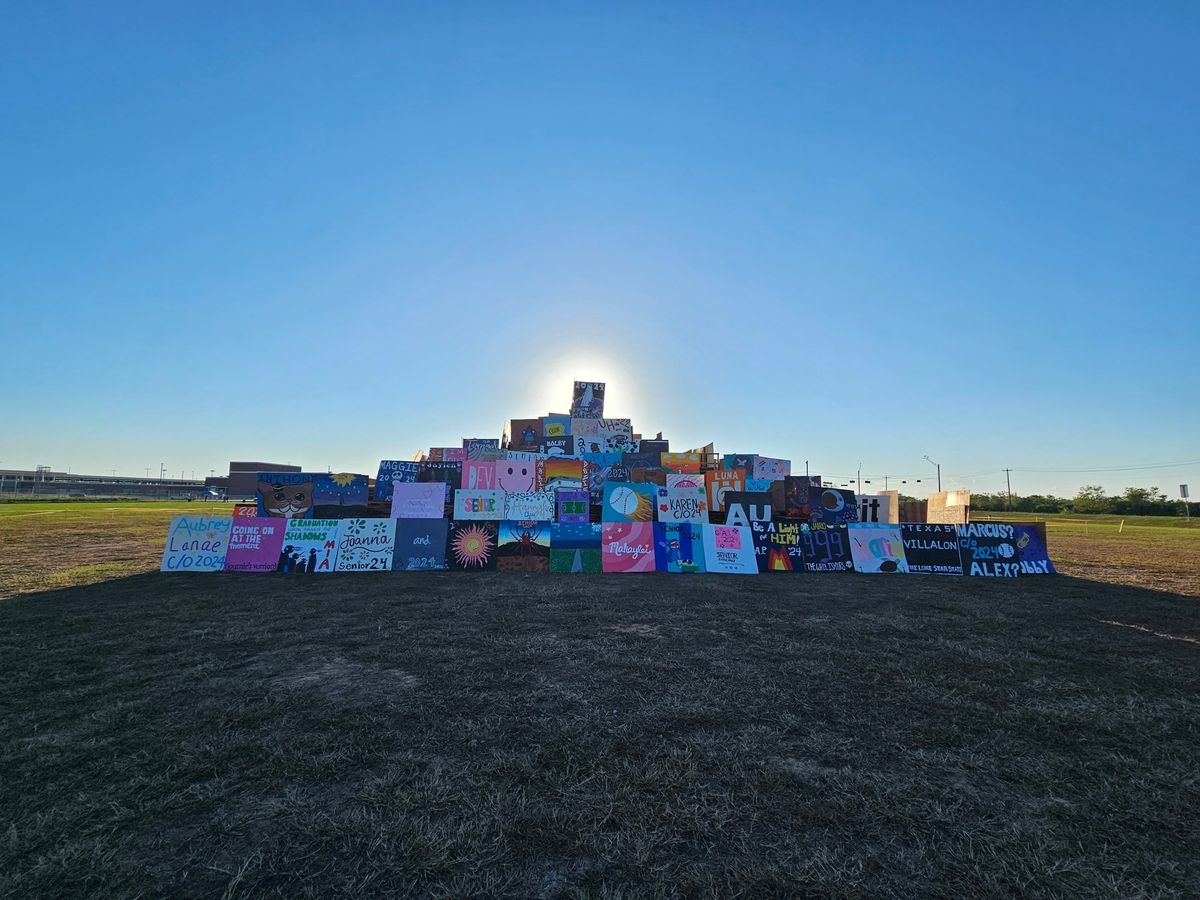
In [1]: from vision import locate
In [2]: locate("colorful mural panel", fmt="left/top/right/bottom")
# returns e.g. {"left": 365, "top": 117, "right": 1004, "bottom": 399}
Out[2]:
{"left": 334, "top": 518, "right": 397, "bottom": 572}
{"left": 656, "top": 484, "right": 710, "bottom": 523}
{"left": 800, "top": 524, "right": 855, "bottom": 572}
{"left": 900, "top": 524, "right": 963, "bottom": 575}
{"left": 446, "top": 521, "right": 498, "bottom": 571}
{"left": 750, "top": 519, "right": 805, "bottom": 573}
{"left": 224, "top": 517, "right": 286, "bottom": 572}
{"left": 602, "top": 482, "right": 657, "bottom": 523}
{"left": 550, "top": 522, "right": 602, "bottom": 573}
{"left": 504, "top": 490, "right": 556, "bottom": 521}
{"left": 601, "top": 522, "right": 656, "bottom": 572}
{"left": 374, "top": 461, "right": 420, "bottom": 502}
{"left": 701, "top": 525, "right": 758, "bottom": 574}
{"left": 496, "top": 520, "right": 551, "bottom": 572}
{"left": 278, "top": 518, "right": 340, "bottom": 573}
{"left": 653, "top": 522, "right": 706, "bottom": 573}
{"left": 393, "top": 519, "right": 449, "bottom": 571}
{"left": 848, "top": 524, "right": 909, "bottom": 573}
{"left": 453, "top": 489, "right": 505, "bottom": 520}
{"left": 161, "top": 516, "right": 231, "bottom": 572}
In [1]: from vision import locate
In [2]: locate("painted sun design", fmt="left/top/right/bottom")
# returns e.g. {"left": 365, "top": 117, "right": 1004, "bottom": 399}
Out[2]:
{"left": 452, "top": 524, "right": 493, "bottom": 567}
{"left": 330, "top": 472, "right": 356, "bottom": 487}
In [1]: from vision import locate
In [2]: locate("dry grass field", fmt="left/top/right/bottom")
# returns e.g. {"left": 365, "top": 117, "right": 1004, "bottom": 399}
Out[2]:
{"left": 2, "top": 501, "right": 1198, "bottom": 896}
{"left": 0, "top": 500, "right": 236, "bottom": 598}
{"left": 972, "top": 512, "right": 1199, "bottom": 596}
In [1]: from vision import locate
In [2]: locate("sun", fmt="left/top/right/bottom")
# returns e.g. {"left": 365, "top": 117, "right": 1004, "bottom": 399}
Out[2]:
{"left": 452, "top": 524, "right": 493, "bottom": 567}
{"left": 330, "top": 472, "right": 356, "bottom": 487}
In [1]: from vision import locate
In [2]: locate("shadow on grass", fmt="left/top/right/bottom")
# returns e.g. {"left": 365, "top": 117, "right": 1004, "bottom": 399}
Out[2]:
{"left": 2, "top": 573, "right": 1198, "bottom": 897}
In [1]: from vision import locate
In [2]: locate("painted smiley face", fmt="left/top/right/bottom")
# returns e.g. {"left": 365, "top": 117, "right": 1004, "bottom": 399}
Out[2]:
{"left": 497, "top": 462, "right": 534, "bottom": 493}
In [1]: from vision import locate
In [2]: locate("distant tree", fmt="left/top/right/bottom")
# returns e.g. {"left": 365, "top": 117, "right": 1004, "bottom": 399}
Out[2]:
{"left": 1112, "top": 485, "right": 1173, "bottom": 515}
{"left": 1073, "top": 485, "right": 1112, "bottom": 514}
{"left": 969, "top": 492, "right": 1067, "bottom": 514}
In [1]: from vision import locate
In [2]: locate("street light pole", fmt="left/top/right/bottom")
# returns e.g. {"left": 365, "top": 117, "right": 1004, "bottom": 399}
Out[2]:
{"left": 923, "top": 455, "right": 942, "bottom": 492}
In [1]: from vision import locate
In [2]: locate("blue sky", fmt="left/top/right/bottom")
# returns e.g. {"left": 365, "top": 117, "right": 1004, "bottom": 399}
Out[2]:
{"left": 3, "top": 3, "right": 1198, "bottom": 497}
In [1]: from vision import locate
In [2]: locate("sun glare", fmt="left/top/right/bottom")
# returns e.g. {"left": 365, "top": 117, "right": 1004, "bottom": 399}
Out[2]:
{"left": 526, "top": 354, "right": 647, "bottom": 424}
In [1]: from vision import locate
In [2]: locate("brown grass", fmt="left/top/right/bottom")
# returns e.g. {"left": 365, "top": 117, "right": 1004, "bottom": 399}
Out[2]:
{"left": 0, "top": 502, "right": 234, "bottom": 598}
{"left": 1050, "top": 532, "right": 1199, "bottom": 596}
{"left": 1, "top": 571, "right": 1198, "bottom": 896}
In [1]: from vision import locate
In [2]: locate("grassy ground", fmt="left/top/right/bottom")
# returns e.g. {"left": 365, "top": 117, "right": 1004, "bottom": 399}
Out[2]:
{"left": 0, "top": 500, "right": 234, "bottom": 598}
{"left": 970, "top": 511, "right": 1200, "bottom": 595}
{"left": 2, "top": 572, "right": 1198, "bottom": 896}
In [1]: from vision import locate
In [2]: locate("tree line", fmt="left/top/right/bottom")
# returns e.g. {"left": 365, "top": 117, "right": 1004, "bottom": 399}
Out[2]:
{"left": 970, "top": 485, "right": 1195, "bottom": 516}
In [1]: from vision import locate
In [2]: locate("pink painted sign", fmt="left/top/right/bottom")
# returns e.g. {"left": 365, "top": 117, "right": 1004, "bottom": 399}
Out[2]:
{"left": 601, "top": 522, "right": 655, "bottom": 573}
{"left": 462, "top": 459, "right": 497, "bottom": 490}
{"left": 224, "top": 517, "right": 287, "bottom": 572}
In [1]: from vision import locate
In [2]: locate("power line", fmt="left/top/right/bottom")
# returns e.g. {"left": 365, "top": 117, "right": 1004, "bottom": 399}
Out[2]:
{"left": 1010, "top": 458, "right": 1200, "bottom": 474}
{"left": 820, "top": 459, "right": 1200, "bottom": 480}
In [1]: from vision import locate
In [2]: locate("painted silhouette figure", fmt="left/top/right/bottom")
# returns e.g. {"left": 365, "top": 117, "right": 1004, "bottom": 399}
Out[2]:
{"left": 308, "top": 548, "right": 318, "bottom": 573}
{"left": 277, "top": 545, "right": 295, "bottom": 572}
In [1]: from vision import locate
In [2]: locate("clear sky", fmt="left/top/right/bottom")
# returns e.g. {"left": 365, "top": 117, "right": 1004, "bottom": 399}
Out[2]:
{"left": 3, "top": 3, "right": 1198, "bottom": 498}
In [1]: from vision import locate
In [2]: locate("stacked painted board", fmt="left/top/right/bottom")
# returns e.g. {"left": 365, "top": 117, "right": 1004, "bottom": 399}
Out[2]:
{"left": 162, "top": 516, "right": 1054, "bottom": 577}
{"left": 161, "top": 381, "right": 1056, "bottom": 577}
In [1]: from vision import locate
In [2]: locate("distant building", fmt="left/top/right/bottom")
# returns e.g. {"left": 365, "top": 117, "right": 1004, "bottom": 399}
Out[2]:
{"left": 227, "top": 461, "right": 301, "bottom": 499}
{"left": 0, "top": 468, "right": 207, "bottom": 499}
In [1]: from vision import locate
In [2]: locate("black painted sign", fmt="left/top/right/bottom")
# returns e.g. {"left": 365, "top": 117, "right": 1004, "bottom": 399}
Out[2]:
{"left": 724, "top": 491, "right": 773, "bottom": 527}
{"left": 751, "top": 519, "right": 805, "bottom": 573}
{"left": 418, "top": 460, "right": 462, "bottom": 491}
{"left": 800, "top": 524, "right": 855, "bottom": 572}
{"left": 900, "top": 524, "right": 963, "bottom": 575}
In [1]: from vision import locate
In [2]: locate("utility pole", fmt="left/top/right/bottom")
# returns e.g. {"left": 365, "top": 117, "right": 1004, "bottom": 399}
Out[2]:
{"left": 923, "top": 455, "right": 942, "bottom": 492}
{"left": 1004, "top": 468, "right": 1013, "bottom": 511}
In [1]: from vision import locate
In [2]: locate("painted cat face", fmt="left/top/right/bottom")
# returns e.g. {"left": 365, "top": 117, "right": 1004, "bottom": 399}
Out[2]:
{"left": 497, "top": 462, "right": 534, "bottom": 492}
{"left": 259, "top": 480, "right": 313, "bottom": 518}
